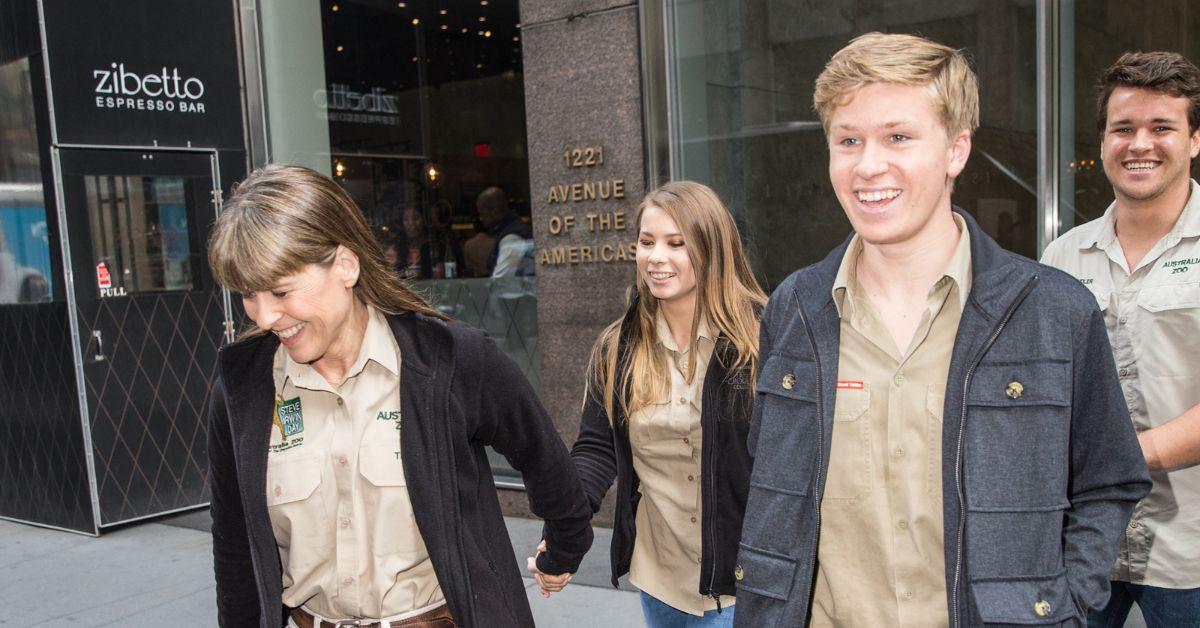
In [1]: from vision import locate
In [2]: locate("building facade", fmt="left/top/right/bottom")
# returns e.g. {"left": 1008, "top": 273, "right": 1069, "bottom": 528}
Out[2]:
{"left": 2, "top": 0, "right": 1198, "bottom": 532}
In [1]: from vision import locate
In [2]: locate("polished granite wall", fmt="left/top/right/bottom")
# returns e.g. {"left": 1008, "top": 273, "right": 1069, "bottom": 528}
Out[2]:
{"left": 520, "top": 0, "right": 645, "bottom": 460}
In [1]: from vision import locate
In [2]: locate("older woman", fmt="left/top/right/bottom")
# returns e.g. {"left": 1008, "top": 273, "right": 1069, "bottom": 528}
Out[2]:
{"left": 206, "top": 164, "right": 592, "bottom": 628}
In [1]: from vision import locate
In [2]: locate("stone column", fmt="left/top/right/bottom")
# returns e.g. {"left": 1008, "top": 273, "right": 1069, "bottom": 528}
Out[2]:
{"left": 519, "top": 0, "right": 644, "bottom": 510}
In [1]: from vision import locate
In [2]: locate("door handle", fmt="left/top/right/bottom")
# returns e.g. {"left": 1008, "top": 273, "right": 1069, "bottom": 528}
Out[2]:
{"left": 86, "top": 330, "right": 107, "bottom": 363}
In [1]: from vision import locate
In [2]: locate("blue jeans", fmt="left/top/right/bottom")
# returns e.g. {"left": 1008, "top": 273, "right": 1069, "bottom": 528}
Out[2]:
{"left": 1088, "top": 581, "right": 1200, "bottom": 628}
{"left": 639, "top": 591, "right": 735, "bottom": 628}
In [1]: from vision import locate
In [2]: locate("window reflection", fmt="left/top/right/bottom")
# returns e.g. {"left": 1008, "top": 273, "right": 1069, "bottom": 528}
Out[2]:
{"left": 259, "top": 0, "right": 536, "bottom": 478}
{"left": 668, "top": 0, "right": 1039, "bottom": 287}
{"left": 1060, "top": 0, "right": 1200, "bottom": 231}
{"left": 0, "top": 58, "right": 53, "bottom": 304}
{"left": 83, "top": 176, "right": 200, "bottom": 295}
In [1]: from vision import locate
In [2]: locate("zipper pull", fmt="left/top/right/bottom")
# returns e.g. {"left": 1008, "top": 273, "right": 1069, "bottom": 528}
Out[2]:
{"left": 712, "top": 592, "right": 723, "bottom": 613}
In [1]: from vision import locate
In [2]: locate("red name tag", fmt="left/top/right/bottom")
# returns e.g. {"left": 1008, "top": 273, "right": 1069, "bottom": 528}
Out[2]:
{"left": 836, "top": 380, "right": 864, "bottom": 390}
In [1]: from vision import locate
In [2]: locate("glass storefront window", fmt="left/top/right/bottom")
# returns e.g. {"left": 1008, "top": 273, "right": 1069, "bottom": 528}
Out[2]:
{"left": 666, "top": 0, "right": 1039, "bottom": 288}
{"left": 0, "top": 58, "right": 53, "bottom": 304}
{"left": 257, "top": 0, "right": 534, "bottom": 479}
{"left": 1058, "top": 0, "right": 1200, "bottom": 232}
{"left": 83, "top": 175, "right": 200, "bottom": 295}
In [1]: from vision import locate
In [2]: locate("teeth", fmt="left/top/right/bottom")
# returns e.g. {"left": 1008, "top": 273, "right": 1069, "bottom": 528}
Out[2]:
{"left": 856, "top": 189, "right": 901, "bottom": 202}
{"left": 276, "top": 322, "right": 304, "bottom": 339}
{"left": 1126, "top": 162, "right": 1156, "bottom": 170}
{"left": 649, "top": 271, "right": 675, "bottom": 280}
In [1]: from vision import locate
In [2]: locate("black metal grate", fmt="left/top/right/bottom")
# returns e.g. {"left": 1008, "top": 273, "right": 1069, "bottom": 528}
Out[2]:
{"left": 0, "top": 303, "right": 93, "bottom": 532}
{"left": 76, "top": 290, "right": 224, "bottom": 525}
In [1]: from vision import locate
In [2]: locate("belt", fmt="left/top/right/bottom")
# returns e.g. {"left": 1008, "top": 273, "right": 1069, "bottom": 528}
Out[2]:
{"left": 290, "top": 603, "right": 455, "bottom": 628}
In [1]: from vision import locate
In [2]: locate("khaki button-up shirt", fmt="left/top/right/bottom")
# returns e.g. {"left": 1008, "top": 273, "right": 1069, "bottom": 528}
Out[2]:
{"left": 811, "top": 214, "right": 971, "bottom": 628}
{"left": 627, "top": 313, "right": 736, "bottom": 615}
{"left": 266, "top": 306, "right": 444, "bottom": 619}
{"left": 1041, "top": 180, "right": 1200, "bottom": 588}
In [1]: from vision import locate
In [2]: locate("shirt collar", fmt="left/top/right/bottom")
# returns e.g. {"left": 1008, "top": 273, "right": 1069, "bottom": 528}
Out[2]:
{"left": 653, "top": 308, "right": 712, "bottom": 353}
{"left": 279, "top": 305, "right": 399, "bottom": 392}
{"left": 1085, "top": 179, "right": 1200, "bottom": 251}
{"left": 832, "top": 213, "right": 972, "bottom": 318}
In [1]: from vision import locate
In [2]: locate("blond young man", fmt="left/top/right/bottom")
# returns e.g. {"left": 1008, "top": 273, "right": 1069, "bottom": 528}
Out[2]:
{"left": 1042, "top": 51, "right": 1200, "bottom": 628}
{"left": 734, "top": 33, "right": 1150, "bottom": 627}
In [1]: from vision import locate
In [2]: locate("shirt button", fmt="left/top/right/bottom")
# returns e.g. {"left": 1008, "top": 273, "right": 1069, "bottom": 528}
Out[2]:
{"left": 903, "top": 590, "right": 914, "bottom": 600}
{"left": 893, "top": 447, "right": 905, "bottom": 458}
{"left": 683, "top": 437, "right": 690, "bottom": 445}
{"left": 687, "top": 475, "right": 695, "bottom": 482}
{"left": 340, "top": 517, "right": 351, "bottom": 529}
{"left": 336, "top": 398, "right": 344, "bottom": 406}
{"left": 273, "top": 486, "right": 282, "bottom": 497}
{"left": 1119, "top": 316, "right": 1128, "bottom": 325}
{"left": 337, "top": 456, "right": 348, "bottom": 466}
{"left": 691, "top": 516, "right": 698, "bottom": 523}
{"left": 1129, "top": 521, "right": 1141, "bottom": 529}
{"left": 679, "top": 397, "right": 687, "bottom": 405}
{"left": 898, "top": 520, "right": 909, "bottom": 530}
{"left": 342, "top": 577, "right": 354, "bottom": 586}
{"left": 1119, "top": 367, "right": 1130, "bottom": 377}
{"left": 893, "top": 373, "right": 905, "bottom": 386}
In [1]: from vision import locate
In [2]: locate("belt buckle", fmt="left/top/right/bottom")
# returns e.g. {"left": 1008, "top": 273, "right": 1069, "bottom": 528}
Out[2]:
{"left": 331, "top": 620, "right": 375, "bottom": 628}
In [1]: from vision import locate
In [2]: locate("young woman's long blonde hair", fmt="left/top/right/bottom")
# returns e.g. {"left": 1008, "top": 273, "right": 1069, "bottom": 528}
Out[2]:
{"left": 587, "top": 181, "right": 767, "bottom": 421}
{"left": 207, "top": 164, "right": 447, "bottom": 338}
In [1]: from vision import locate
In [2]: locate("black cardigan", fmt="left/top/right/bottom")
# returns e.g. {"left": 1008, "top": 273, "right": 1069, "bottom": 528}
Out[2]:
{"left": 208, "top": 312, "right": 593, "bottom": 628}
{"left": 569, "top": 298, "right": 754, "bottom": 602}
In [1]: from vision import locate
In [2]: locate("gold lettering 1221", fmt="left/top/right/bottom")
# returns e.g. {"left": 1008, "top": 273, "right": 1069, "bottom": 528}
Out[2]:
{"left": 563, "top": 145, "right": 605, "bottom": 168}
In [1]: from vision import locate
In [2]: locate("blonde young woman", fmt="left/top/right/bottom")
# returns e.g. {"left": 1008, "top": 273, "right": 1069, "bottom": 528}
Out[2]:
{"left": 538, "top": 181, "right": 766, "bottom": 627}
{"left": 206, "top": 165, "right": 592, "bottom": 628}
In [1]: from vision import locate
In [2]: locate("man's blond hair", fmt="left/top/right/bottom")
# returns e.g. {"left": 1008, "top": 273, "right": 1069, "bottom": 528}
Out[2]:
{"left": 814, "top": 32, "right": 980, "bottom": 138}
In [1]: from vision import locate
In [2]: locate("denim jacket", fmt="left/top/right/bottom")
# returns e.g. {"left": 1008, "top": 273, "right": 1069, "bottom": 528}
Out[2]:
{"left": 734, "top": 210, "right": 1151, "bottom": 627}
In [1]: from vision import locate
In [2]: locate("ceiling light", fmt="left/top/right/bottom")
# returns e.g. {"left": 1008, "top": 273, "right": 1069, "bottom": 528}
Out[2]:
{"left": 398, "top": 2, "right": 406, "bottom": 6}
{"left": 412, "top": 17, "right": 420, "bottom": 25}
{"left": 336, "top": 45, "right": 344, "bottom": 52}
{"left": 331, "top": 4, "right": 339, "bottom": 11}
{"left": 484, "top": 30, "right": 491, "bottom": 37}
{"left": 439, "top": 9, "right": 447, "bottom": 14}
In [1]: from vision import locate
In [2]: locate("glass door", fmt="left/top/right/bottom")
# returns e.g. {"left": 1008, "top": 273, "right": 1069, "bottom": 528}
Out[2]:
{"left": 58, "top": 148, "right": 227, "bottom": 526}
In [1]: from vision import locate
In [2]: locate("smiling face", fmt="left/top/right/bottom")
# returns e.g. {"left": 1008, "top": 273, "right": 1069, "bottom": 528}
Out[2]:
{"left": 827, "top": 82, "right": 972, "bottom": 248}
{"left": 1101, "top": 86, "right": 1200, "bottom": 206}
{"left": 636, "top": 206, "right": 698, "bottom": 309}
{"left": 241, "top": 247, "right": 362, "bottom": 368}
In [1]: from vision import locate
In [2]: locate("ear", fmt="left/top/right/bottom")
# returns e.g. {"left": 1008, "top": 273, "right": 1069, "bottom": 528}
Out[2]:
{"left": 1190, "top": 126, "right": 1200, "bottom": 160}
{"left": 333, "top": 245, "right": 361, "bottom": 288}
{"left": 946, "top": 129, "right": 973, "bottom": 179}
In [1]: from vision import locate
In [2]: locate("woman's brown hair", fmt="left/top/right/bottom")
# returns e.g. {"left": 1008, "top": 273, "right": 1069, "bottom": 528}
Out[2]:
{"left": 587, "top": 181, "right": 767, "bottom": 421}
{"left": 207, "top": 164, "right": 446, "bottom": 337}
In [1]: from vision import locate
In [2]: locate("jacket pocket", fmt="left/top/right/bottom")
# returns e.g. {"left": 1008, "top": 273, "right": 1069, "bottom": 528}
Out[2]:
{"left": 751, "top": 354, "right": 820, "bottom": 496}
{"left": 971, "top": 570, "right": 1082, "bottom": 626}
{"left": 734, "top": 543, "right": 797, "bottom": 601}
{"left": 965, "top": 359, "right": 1072, "bottom": 511}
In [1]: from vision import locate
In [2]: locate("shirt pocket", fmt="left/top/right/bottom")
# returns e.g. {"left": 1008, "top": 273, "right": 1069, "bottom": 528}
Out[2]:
{"left": 823, "top": 387, "right": 871, "bottom": 503}
{"left": 1135, "top": 281, "right": 1200, "bottom": 379}
{"left": 358, "top": 445, "right": 426, "bottom": 557}
{"left": 265, "top": 453, "right": 326, "bottom": 547}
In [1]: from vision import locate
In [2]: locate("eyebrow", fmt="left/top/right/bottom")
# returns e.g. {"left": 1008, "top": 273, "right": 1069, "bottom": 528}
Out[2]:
{"left": 1110, "top": 117, "right": 1182, "bottom": 126}
{"left": 639, "top": 230, "right": 684, "bottom": 238}
{"left": 833, "top": 119, "right": 916, "bottom": 132}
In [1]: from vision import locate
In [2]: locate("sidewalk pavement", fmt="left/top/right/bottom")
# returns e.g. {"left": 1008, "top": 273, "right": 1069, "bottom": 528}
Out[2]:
{"left": 0, "top": 511, "right": 1146, "bottom": 627}
{"left": 0, "top": 511, "right": 639, "bottom": 627}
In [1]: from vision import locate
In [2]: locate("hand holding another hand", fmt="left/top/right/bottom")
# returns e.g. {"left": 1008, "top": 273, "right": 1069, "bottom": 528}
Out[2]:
{"left": 526, "top": 539, "right": 573, "bottom": 598}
